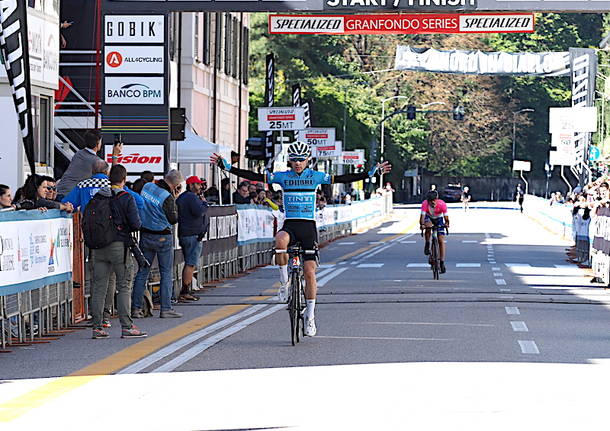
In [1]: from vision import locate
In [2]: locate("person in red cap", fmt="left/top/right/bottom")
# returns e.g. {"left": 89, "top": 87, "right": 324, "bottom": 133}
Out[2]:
{"left": 176, "top": 176, "right": 209, "bottom": 301}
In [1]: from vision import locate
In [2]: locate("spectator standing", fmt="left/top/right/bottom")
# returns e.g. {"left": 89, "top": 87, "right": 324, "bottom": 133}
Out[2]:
{"left": 132, "top": 169, "right": 184, "bottom": 318}
{"left": 515, "top": 184, "right": 525, "bottom": 213}
{"left": 176, "top": 176, "right": 209, "bottom": 302}
{"left": 89, "top": 165, "right": 146, "bottom": 339}
{"left": 233, "top": 181, "right": 252, "bottom": 204}
{"left": 57, "top": 130, "right": 121, "bottom": 196}
{"left": 461, "top": 186, "right": 472, "bottom": 212}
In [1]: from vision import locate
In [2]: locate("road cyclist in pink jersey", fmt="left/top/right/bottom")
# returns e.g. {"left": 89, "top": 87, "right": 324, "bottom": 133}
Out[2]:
{"left": 420, "top": 190, "right": 450, "bottom": 274}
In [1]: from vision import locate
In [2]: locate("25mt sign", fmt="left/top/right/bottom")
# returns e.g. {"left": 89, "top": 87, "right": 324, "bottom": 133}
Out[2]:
{"left": 258, "top": 107, "right": 306, "bottom": 131}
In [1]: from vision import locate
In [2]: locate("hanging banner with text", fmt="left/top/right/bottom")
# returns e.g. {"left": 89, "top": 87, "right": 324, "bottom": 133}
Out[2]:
{"left": 269, "top": 14, "right": 535, "bottom": 35}
{"left": 395, "top": 46, "right": 570, "bottom": 76}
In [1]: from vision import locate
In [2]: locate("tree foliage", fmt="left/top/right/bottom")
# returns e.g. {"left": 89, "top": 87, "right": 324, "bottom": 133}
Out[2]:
{"left": 249, "top": 13, "right": 607, "bottom": 183}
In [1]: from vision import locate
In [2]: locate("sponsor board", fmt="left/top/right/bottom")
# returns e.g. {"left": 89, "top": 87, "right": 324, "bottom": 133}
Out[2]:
{"left": 104, "top": 144, "right": 165, "bottom": 173}
{"left": 105, "top": 76, "right": 164, "bottom": 104}
{"left": 104, "top": 46, "right": 164, "bottom": 74}
{"left": 549, "top": 106, "right": 597, "bottom": 134}
{"left": 269, "top": 13, "right": 534, "bottom": 34}
{"left": 105, "top": 15, "right": 164, "bottom": 43}
{"left": 27, "top": 12, "right": 59, "bottom": 89}
{"left": 258, "top": 107, "right": 306, "bottom": 131}
{"left": 315, "top": 140, "right": 343, "bottom": 158}
{"left": 0, "top": 215, "right": 73, "bottom": 288}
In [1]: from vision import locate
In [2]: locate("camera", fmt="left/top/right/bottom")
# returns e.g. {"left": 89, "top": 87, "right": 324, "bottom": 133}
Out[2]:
{"left": 128, "top": 234, "right": 150, "bottom": 269}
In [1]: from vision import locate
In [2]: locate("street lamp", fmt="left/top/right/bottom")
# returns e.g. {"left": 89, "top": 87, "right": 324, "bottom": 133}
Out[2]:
{"left": 512, "top": 108, "right": 535, "bottom": 163}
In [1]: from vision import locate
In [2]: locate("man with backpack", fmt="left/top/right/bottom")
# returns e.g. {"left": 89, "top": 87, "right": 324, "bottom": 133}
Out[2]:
{"left": 84, "top": 164, "right": 147, "bottom": 339}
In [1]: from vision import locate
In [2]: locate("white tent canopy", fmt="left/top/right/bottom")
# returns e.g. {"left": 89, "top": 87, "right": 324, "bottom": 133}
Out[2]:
{"left": 170, "top": 128, "right": 232, "bottom": 164}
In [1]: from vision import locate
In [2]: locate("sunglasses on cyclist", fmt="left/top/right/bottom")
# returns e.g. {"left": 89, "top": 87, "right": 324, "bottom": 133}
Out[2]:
{"left": 289, "top": 157, "right": 308, "bottom": 162}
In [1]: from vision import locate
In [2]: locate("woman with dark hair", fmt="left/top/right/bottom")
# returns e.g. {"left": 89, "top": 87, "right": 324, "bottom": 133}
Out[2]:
{"left": 20, "top": 175, "right": 74, "bottom": 212}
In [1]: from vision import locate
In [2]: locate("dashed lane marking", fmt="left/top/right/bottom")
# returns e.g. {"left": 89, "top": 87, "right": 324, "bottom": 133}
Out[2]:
{"left": 492, "top": 267, "right": 501, "bottom": 271}
{"left": 495, "top": 278, "right": 507, "bottom": 285}
{"left": 462, "top": 240, "right": 478, "bottom": 243}
{"left": 505, "top": 306, "right": 520, "bottom": 315}
{"left": 518, "top": 340, "right": 540, "bottom": 354}
{"left": 456, "top": 263, "right": 481, "bottom": 268}
{"left": 505, "top": 263, "right": 531, "bottom": 268}
{"left": 338, "top": 242, "right": 355, "bottom": 245}
{"left": 493, "top": 272, "right": 503, "bottom": 277}
{"left": 401, "top": 240, "right": 416, "bottom": 244}
{"left": 356, "top": 263, "right": 384, "bottom": 268}
{"left": 511, "top": 321, "right": 529, "bottom": 332}
{"left": 407, "top": 263, "right": 430, "bottom": 268}
{"left": 318, "top": 268, "right": 348, "bottom": 287}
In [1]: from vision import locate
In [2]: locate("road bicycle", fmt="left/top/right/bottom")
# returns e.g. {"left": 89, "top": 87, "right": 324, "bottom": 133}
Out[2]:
{"left": 286, "top": 242, "right": 316, "bottom": 346}
{"left": 422, "top": 224, "right": 447, "bottom": 280}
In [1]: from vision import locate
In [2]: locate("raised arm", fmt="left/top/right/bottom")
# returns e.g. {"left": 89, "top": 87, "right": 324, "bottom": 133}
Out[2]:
{"left": 210, "top": 153, "right": 265, "bottom": 182}
{"left": 332, "top": 161, "right": 392, "bottom": 184}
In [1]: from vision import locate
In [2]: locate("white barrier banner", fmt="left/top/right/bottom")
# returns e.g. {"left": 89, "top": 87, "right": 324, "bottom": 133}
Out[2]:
{"left": 237, "top": 206, "right": 276, "bottom": 244}
{"left": 0, "top": 216, "right": 73, "bottom": 288}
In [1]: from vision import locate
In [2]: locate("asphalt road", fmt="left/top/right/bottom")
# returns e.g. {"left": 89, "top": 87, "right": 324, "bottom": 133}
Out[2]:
{"left": 2, "top": 202, "right": 610, "bottom": 430}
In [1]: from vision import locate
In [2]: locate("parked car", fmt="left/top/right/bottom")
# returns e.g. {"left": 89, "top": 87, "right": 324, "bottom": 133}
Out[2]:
{"left": 442, "top": 184, "right": 462, "bottom": 202}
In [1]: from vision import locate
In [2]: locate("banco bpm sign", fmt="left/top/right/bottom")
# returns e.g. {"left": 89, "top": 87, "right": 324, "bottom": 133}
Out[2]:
{"left": 107, "top": 0, "right": 610, "bottom": 12}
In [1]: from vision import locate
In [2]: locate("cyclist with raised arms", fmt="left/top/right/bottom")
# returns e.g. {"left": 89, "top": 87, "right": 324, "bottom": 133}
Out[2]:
{"left": 420, "top": 190, "right": 450, "bottom": 274}
{"left": 211, "top": 142, "right": 391, "bottom": 336}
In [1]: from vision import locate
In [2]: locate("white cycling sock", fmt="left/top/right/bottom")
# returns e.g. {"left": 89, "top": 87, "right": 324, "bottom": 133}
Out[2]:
{"left": 279, "top": 265, "right": 288, "bottom": 286}
{"left": 305, "top": 300, "right": 316, "bottom": 320}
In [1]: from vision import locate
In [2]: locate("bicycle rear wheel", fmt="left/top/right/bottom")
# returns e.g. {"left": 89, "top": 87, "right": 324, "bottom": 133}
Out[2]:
{"left": 431, "top": 238, "right": 440, "bottom": 280}
{"left": 289, "top": 272, "right": 300, "bottom": 345}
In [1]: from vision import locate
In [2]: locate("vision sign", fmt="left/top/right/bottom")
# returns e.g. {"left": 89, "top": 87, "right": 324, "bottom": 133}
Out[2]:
{"left": 269, "top": 14, "right": 534, "bottom": 34}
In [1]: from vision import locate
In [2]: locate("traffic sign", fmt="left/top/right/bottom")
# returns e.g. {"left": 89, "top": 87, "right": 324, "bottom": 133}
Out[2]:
{"left": 590, "top": 145, "right": 602, "bottom": 162}
{"left": 258, "top": 107, "right": 306, "bottom": 131}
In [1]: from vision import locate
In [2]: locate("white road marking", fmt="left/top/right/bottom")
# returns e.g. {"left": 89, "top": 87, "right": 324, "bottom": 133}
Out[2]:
{"left": 366, "top": 322, "right": 494, "bottom": 327}
{"left": 518, "top": 340, "right": 540, "bottom": 354}
{"left": 511, "top": 321, "right": 529, "bottom": 332}
{"left": 492, "top": 267, "right": 501, "bottom": 271}
{"left": 318, "top": 267, "right": 348, "bottom": 287}
{"left": 500, "top": 295, "right": 514, "bottom": 299}
{"left": 319, "top": 264, "right": 334, "bottom": 269}
{"left": 358, "top": 243, "right": 394, "bottom": 261}
{"left": 316, "top": 267, "right": 336, "bottom": 278}
{"left": 152, "top": 304, "right": 285, "bottom": 373}
{"left": 488, "top": 261, "right": 497, "bottom": 264}
{"left": 493, "top": 272, "right": 503, "bottom": 277}
{"left": 456, "top": 263, "right": 481, "bottom": 268}
{"left": 407, "top": 263, "right": 430, "bottom": 268}
{"left": 462, "top": 240, "right": 478, "bottom": 243}
{"left": 338, "top": 242, "right": 355, "bottom": 245}
{"left": 505, "top": 263, "right": 531, "bottom": 268}
{"left": 505, "top": 306, "right": 520, "bottom": 315}
{"left": 118, "top": 304, "right": 268, "bottom": 374}
{"left": 316, "top": 335, "right": 454, "bottom": 341}
{"left": 356, "top": 263, "right": 384, "bottom": 268}
{"left": 401, "top": 240, "right": 416, "bottom": 244}
{"left": 369, "top": 241, "right": 383, "bottom": 244}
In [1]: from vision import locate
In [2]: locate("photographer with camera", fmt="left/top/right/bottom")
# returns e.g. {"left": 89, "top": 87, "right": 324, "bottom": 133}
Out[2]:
{"left": 86, "top": 164, "right": 147, "bottom": 339}
{"left": 176, "top": 176, "right": 209, "bottom": 302}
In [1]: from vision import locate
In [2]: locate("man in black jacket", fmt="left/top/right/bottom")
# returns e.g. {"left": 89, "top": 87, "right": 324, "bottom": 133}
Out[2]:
{"left": 176, "top": 176, "right": 209, "bottom": 301}
{"left": 91, "top": 164, "right": 146, "bottom": 339}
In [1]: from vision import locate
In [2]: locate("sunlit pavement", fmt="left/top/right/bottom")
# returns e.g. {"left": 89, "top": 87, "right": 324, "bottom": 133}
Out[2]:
{"left": 2, "top": 202, "right": 610, "bottom": 430}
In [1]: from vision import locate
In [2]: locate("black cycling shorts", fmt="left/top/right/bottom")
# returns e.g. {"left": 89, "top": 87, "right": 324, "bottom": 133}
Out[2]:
{"left": 280, "top": 219, "right": 319, "bottom": 261}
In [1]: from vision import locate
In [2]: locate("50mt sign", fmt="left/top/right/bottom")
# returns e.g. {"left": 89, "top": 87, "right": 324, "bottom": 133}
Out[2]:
{"left": 258, "top": 107, "right": 305, "bottom": 131}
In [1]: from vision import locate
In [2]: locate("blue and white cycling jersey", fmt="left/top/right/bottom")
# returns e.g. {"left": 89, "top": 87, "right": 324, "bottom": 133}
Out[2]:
{"left": 266, "top": 168, "right": 331, "bottom": 220}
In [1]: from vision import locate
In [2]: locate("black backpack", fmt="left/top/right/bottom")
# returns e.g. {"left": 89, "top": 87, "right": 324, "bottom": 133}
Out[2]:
{"left": 82, "top": 191, "right": 126, "bottom": 249}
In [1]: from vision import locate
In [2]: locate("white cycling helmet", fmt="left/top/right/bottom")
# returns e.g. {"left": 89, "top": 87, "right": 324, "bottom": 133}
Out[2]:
{"left": 287, "top": 141, "right": 312, "bottom": 161}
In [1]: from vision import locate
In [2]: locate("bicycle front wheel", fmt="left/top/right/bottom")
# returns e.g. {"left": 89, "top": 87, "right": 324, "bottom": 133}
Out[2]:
{"left": 289, "top": 272, "right": 300, "bottom": 345}
{"left": 431, "top": 238, "right": 440, "bottom": 280}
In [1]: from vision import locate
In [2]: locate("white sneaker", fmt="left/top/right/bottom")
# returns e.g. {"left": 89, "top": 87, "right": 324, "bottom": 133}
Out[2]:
{"left": 277, "top": 283, "right": 289, "bottom": 303}
{"left": 304, "top": 315, "right": 317, "bottom": 336}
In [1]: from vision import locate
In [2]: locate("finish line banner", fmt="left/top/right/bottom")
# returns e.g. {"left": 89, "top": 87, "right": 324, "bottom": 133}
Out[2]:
{"left": 395, "top": 46, "right": 570, "bottom": 76}
{"left": 269, "top": 14, "right": 534, "bottom": 34}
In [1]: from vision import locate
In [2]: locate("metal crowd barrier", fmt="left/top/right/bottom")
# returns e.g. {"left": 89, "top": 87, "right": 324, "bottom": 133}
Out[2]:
{"left": 1, "top": 194, "right": 393, "bottom": 349}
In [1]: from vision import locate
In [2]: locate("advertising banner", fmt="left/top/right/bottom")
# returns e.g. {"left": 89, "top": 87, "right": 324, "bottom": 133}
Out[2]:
{"left": 0, "top": 0, "right": 36, "bottom": 173}
{"left": 549, "top": 107, "right": 597, "bottom": 133}
{"left": 395, "top": 46, "right": 570, "bottom": 76}
{"left": 316, "top": 140, "right": 343, "bottom": 158}
{"left": 0, "top": 213, "right": 73, "bottom": 293}
{"left": 341, "top": 150, "right": 365, "bottom": 165}
{"left": 106, "top": 0, "right": 610, "bottom": 13}
{"left": 104, "top": 144, "right": 165, "bottom": 174}
{"left": 204, "top": 206, "right": 238, "bottom": 253}
{"left": 269, "top": 14, "right": 534, "bottom": 35}
{"left": 27, "top": 11, "right": 59, "bottom": 89}
{"left": 104, "top": 15, "right": 165, "bottom": 43}
{"left": 105, "top": 76, "right": 165, "bottom": 104}
{"left": 258, "top": 107, "right": 306, "bottom": 131}
{"left": 236, "top": 205, "right": 276, "bottom": 245}
{"left": 301, "top": 128, "right": 337, "bottom": 157}
{"left": 104, "top": 45, "right": 165, "bottom": 74}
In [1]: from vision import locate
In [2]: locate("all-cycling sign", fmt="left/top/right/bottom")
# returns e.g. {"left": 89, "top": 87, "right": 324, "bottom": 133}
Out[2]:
{"left": 258, "top": 107, "right": 306, "bottom": 131}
